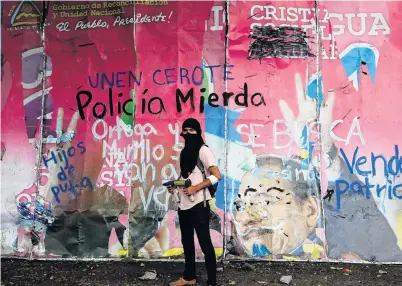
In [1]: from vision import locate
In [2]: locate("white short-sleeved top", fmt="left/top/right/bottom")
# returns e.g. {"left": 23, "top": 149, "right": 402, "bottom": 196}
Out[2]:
{"left": 179, "top": 145, "right": 217, "bottom": 210}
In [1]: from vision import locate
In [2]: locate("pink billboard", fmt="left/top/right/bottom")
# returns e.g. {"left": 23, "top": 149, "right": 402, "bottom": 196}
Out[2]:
{"left": 1, "top": 0, "right": 401, "bottom": 262}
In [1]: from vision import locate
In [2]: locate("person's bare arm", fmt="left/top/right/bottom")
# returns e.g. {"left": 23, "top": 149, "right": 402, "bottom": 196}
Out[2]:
{"left": 183, "top": 166, "right": 221, "bottom": 195}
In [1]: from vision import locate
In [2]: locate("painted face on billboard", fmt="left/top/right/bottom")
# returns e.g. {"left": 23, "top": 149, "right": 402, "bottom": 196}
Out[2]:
{"left": 232, "top": 156, "right": 320, "bottom": 256}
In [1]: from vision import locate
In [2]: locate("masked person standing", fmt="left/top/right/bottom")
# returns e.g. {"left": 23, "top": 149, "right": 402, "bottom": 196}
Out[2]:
{"left": 169, "top": 118, "right": 222, "bottom": 286}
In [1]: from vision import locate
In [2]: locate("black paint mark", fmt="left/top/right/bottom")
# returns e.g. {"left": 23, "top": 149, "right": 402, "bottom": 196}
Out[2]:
{"left": 342, "top": 109, "right": 352, "bottom": 120}
{"left": 77, "top": 85, "right": 83, "bottom": 90}
{"left": 276, "top": 196, "right": 281, "bottom": 200}
{"left": 283, "top": 233, "right": 289, "bottom": 237}
{"left": 330, "top": 81, "right": 352, "bottom": 92}
{"left": 259, "top": 184, "right": 263, "bottom": 187}
{"left": 267, "top": 187, "right": 284, "bottom": 193}
{"left": 336, "top": 214, "right": 346, "bottom": 219}
{"left": 286, "top": 193, "right": 290, "bottom": 195}
{"left": 12, "top": 33, "right": 23, "bottom": 38}
{"left": 1, "top": 54, "right": 5, "bottom": 68}
{"left": 248, "top": 26, "right": 314, "bottom": 60}
{"left": 248, "top": 11, "right": 263, "bottom": 20}
{"left": 361, "top": 61, "right": 367, "bottom": 65}
{"left": 0, "top": 146, "right": 6, "bottom": 161}
{"left": 1, "top": 54, "right": 6, "bottom": 81}
{"left": 245, "top": 74, "right": 257, "bottom": 78}
{"left": 323, "top": 189, "right": 335, "bottom": 202}
{"left": 362, "top": 71, "right": 368, "bottom": 75}
{"left": 266, "top": 201, "right": 270, "bottom": 205}
{"left": 245, "top": 187, "right": 258, "bottom": 196}
{"left": 286, "top": 202, "right": 291, "bottom": 204}
{"left": 79, "top": 43, "right": 95, "bottom": 47}
{"left": 238, "top": 194, "right": 241, "bottom": 198}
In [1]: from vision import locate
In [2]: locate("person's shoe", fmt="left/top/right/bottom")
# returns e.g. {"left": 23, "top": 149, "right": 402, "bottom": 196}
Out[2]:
{"left": 169, "top": 277, "right": 197, "bottom": 286}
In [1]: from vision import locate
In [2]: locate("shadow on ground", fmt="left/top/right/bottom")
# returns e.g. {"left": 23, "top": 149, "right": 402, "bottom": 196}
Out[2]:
{"left": 1, "top": 259, "right": 401, "bottom": 285}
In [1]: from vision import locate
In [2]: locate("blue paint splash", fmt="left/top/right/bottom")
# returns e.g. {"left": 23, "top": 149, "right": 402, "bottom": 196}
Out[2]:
{"left": 252, "top": 243, "right": 271, "bottom": 257}
{"left": 339, "top": 44, "right": 379, "bottom": 90}
{"left": 306, "top": 75, "right": 323, "bottom": 108}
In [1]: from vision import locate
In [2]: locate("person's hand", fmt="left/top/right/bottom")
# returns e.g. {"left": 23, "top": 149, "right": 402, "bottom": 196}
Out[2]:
{"left": 183, "top": 185, "right": 198, "bottom": 196}
{"left": 279, "top": 72, "right": 341, "bottom": 179}
{"left": 279, "top": 73, "right": 335, "bottom": 153}
{"left": 167, "top": 186, "right": 176, "bottom": 194}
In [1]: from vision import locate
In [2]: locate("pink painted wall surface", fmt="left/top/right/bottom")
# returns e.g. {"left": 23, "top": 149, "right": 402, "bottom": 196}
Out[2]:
{"left": 1, "top": 0, "right": 401, "bottom": 262}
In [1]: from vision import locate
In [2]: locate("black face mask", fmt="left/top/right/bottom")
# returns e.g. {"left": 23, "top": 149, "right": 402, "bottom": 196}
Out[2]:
{"left": 180, "top": 132, "right": 205, "bottom": 178}
{"left": 181, "top": 132, "right": 200, "bottom": 142}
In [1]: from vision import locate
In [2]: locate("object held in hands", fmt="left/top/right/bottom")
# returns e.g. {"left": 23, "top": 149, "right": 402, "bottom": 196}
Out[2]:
{"left": 162, "top": 179, "right": 192, "bottom": 188}
{"left": 162, "top": 179, "right": 195, "bottom": 202}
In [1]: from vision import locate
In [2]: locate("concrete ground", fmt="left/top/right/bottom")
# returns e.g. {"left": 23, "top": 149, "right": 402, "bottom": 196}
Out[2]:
{"left": 1, "top": 259, "right": 401, "bottom": 286}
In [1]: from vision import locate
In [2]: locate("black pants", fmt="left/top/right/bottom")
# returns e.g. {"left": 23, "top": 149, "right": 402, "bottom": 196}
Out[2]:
{"left": 179, "top": 202, "right": 216, "bottom": 285}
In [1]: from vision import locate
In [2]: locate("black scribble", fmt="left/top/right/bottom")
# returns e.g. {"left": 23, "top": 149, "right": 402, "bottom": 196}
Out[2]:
{"left": 0, "top": 146, "right": 6, "bottom": 161}
{"left": 361, "top": 61, "right": 367, "bottom": 65}
{"left": 283, "top": 233, "right": 289, "bottom": 237}
{"left": 248, "top": 26, "right": 314, "bottom": 60}
{"left": 286, "top": 202, "right": 291, "bottom": 204}
{"left": 1, "top": 54, "right": 6, "bottom": 81}
{"left": 248, "top": 11, "right": 263, "bottom": 20}
{"left": 286, "top": 193, "right": 290, "bottom": 195}
{"left": 245, "top": 187, "right": 258, "bottom": 196}
{"left": 1, "top": 54, "right": 5, "bottom": 68}
{"left": 266, "top": 201, "right": 270, "bottom": 205}
{"left": 362, "top": 71, "right": 368, "bottom": 75}
{"left": 336, "top": 215, "right": 346, "bottom": 219}
{"left": 76, "top": 85, "right": 83, "bottom": 90}
{"left": 329, "top": 81, "right": 353, "bottom": 93}
{"left": 276, "top": 196, "right": 281, "bottom": 200}
{"left": 12, "top": 32, "right": 23, "bottom": 38}
{"left": 245, "top": 74, "right": 257, "bottom": 78}
{"left": 267, "top": 187, "right": 284, "bottom": 193}
{"left": 342, "top": 109, "right": 352, "bottom": 120}
{"left": 79, "top": 43, "right": 95, "bottom": 47}
{"left": 250, "top": 203, "right": 254, "bottom": 206}
{"left": 323, "top": 189, "right": 335, "bottom": 202}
